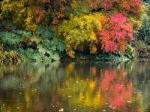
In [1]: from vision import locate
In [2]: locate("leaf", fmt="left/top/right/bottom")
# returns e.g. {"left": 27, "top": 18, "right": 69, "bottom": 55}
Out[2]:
{"left": 0, "top": 32, "right": 21, "bottom": 46}
{"left": 35, "top": 27, "right": 53, "bottom": 39}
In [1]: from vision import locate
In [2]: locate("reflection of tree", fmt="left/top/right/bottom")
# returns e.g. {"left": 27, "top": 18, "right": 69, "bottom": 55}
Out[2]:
{"left": 0, "top": 61, "right": 63, "bottom": 89}
{"left": 59, "top": 62, "right": 144, "bottom": 112}
{"left": 59, "top": 78, "right": 102, "bottom": 108}
{"left": 128, "top": 62, "right": 150, "bottom": 111}
{"left": 0, "top": 62, "right": 145, "bottom": 112}
{"left": 0, "top": 62, "right": 65, "bottom": 112}
{"left": 99, "top": 69, "right": 132, "bottom": 109}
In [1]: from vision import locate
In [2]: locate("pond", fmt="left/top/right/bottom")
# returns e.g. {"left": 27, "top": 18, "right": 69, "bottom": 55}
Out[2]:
{"left": 0, "top": 61, "right": 150, "bottom": 112}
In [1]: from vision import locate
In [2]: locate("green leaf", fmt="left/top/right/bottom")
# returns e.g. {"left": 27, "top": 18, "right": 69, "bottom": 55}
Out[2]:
{"left": 0, "top": 32, "right": 21, "bottom": 46}
{"left": 35, "top": 27, "right": 53, "bottom": 39}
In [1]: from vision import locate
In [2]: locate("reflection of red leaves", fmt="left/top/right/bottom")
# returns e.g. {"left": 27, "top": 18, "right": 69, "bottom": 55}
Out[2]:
{"left": 109, "top": 82, "right": 132, "bottom": 108}
{"left": 98, "top": 13, "right": 133, "bottom": 52}
{"left": 100, "top": 70, "right": 115, "bottom": 89}
{"left": 99, "top": 69, "right": 133, "bottom": 109}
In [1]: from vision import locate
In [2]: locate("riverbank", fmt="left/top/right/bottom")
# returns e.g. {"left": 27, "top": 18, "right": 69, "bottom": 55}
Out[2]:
{"left": 1, "top": 44, "right": 150, "bottom": 65}
{"left": 134, "top": 40, "right": 150, "bottom": 59}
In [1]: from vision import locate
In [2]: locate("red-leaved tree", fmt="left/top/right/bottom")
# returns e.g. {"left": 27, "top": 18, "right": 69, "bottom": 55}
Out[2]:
{"left": 98, "top": 13, "right": 134, "bottom": 52}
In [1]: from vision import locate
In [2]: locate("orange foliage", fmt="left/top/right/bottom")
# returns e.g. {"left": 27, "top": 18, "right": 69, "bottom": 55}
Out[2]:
{"left": 35, "top": 7, "right": 46, "bottom": 23}
{"left": 100, "top": 0, "right": 142, "bottom": 14}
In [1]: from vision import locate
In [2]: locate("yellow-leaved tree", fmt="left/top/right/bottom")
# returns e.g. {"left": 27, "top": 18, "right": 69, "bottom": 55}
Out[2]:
{"left": 57, "top": 13, "right": 102, "bottom": 57}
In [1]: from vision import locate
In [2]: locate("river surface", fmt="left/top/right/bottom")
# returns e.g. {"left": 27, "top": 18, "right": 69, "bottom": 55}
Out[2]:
{"left": 0, "top": 61, "right": 150, "bottom": 112}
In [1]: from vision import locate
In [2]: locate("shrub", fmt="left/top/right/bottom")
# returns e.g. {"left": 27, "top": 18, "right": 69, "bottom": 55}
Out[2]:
{"left": 16, "top": 28, "right": 65, "bottom": 62}
{"left": 0, "top": 32, "right": 21, "bottom": 48}
{"left": 57, "top": 13, "right": 102, "bottom": 57}
{"left": 0, "top": 0, "right": 46, "bottom": 30}
{"left": 0, "top": 27, "right": 65, "bottom": 62}
{"left": 136, "top": 15, "right": 150, "bottom": 42}
{"left": 98, "top": 13, "right": 134, "bottom": 53}
{"left": 100, "top": 0, "right": 142, "bottom": 14}
{"left": 144, "top": 0, "right": 150, "bottom": 4}
{"left": 0, "top": 0, "right": 145, "bottom": 59}
{"left": 136, "top": 3, "right": 150, "bottom": 45}
{"left": 0, "top": 51, "right": 21, "bottom": 65}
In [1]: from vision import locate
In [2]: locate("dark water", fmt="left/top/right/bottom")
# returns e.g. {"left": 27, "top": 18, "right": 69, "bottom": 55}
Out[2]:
{"left": 0, "top": 61, "right": 150, "bottom": 112}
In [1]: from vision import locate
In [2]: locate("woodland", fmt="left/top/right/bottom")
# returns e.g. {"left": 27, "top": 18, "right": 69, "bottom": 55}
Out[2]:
{"left": 0, "top": 0, "right": 150, "bottom": 64}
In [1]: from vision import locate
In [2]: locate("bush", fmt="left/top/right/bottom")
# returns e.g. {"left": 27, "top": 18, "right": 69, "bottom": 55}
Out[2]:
{"left": 136, "top": 3, "right": 150, "bottom": 45}
{"left": 57, "top": 13, "right": 102, "bottom": 57}
{"left": 0, "top": 27, "right": 65, "bottom": 62}
{"left": 136, "top": 15, "right": 150, "bottom": 42}
{"left": 134, "top": 40, "right": 150, "bottom": 58}
{"left": 144, "top": 0, "right": 150, "bottom": 4}
{"left": 0, "top": 32, "right": 21, "bottom": 48}
{"left": 0, "top": 0, "right": 146, "bottom": 59}
{"left": 98, "top": 13, "right": 134, "bottom": 53}
{"left": 0, "top": 51, "right": 21, "bottom": 65}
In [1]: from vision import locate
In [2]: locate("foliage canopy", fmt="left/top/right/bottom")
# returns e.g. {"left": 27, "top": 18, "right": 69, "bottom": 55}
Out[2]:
{"left": 0, "top": 0, "right": 147, "bottom": 60}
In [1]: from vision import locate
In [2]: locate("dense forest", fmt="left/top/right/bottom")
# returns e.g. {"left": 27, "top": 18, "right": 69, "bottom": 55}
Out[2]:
{"left": 0, "top": 0, "right": 150, "bottom": 64}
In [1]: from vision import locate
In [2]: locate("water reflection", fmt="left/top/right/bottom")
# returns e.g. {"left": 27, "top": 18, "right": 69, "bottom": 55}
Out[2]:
{"left": 0, "top": 61, "right": 149, "bottom": 112}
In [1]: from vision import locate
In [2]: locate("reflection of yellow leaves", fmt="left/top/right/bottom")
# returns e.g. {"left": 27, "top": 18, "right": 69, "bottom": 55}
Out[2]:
{"left": 66, "top": 63, "right": 75, "bottom": 76}
{"left": 79, "top": 92, "right": 84, "bottom": 103}
{"left": 60, "top": 78, "right": 102, "bottom": 109}
{"left": 84, "top": 92, "right": 92, "bottom": 106}
{"left": 93, "top": 92, "right": 103, "bottom": 107}
{"left": 89, "top": 80, "right": 95, "bottom": 90}
{"left": 90, "top": 67, "right": 97, "bottom": 76}
{"left": 131, "top": 93, "right": 144, "bottom": 112}
{"left": 25, "top": 88, "right": 32, "bottom": 109}
{"left": 84, "top": 91, "right": 102, "bottom": 107}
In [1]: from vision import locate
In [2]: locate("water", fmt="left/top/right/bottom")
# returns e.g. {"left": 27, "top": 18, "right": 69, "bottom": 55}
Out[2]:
{"left": 0, "top": 61, "right": 150, "bottom": 112}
